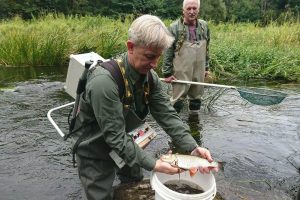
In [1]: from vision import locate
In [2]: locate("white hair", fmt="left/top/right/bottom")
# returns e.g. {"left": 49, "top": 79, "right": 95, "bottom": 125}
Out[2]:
{"left": 183, "top": 0, "right": 200, "bottom": 9}
{"left": 128, "top": 15, "right": 174, "bottom": 50}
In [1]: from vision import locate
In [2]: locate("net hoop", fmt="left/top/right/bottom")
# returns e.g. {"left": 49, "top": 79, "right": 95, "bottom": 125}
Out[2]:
{"left": 237, "top": 87, "right": 287, "bottom": 106}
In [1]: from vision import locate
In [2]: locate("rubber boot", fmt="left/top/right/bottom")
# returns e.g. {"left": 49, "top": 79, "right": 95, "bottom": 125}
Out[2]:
{"left": 173, "top": 100, "right": 184, "bottom": 113}
{"left": 189, "top": 99, "right": 201, "bottom": 112}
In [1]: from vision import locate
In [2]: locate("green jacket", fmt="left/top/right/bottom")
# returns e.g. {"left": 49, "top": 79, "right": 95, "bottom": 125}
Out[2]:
{"left": 74, "top": 53, "right": 198, "bottom": 171}
{"left": 162, "top": 18, "right": 210, "bottom": 77}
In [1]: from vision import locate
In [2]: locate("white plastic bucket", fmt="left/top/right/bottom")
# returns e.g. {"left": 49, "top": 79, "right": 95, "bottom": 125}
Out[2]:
{"left": 150, "top": 171, "right": 216, "bottom": 200}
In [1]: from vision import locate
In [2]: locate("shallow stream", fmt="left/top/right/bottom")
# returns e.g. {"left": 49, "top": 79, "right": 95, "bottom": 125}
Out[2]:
{"left": 0, "top": 66, "right": 299, "bottom": 200}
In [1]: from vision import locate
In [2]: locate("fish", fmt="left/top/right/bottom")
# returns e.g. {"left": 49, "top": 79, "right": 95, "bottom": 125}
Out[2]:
{"left": 160, "top": 154, "right": 219, "bottom": 176}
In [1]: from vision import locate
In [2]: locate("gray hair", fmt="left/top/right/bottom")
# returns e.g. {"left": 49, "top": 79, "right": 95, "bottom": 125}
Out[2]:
{"left": 128, "top": 15, "right": 174, "bottom": 50}
{"left": 183, "top": 0, "right": 200, "bottom": 9}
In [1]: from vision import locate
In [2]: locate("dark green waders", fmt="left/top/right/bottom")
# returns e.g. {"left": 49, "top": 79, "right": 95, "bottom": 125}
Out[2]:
{"left": 77, "top": 155, "right": 116, "bottom": 200}
{"left": 76, "top": 109, "right": 147, "bottom": 200}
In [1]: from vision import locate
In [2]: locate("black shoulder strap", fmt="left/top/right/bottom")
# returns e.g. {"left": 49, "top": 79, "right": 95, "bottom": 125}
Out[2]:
{"left": 101, "top": 59, "right": 154, "bottom": 103}
{"left": 100, "top": 60, "right": 125, "bottom": 100}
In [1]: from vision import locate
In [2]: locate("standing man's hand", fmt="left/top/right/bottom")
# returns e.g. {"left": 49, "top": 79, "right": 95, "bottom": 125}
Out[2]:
{"left": 164, "top": 75, "right": 177, "bottom": 83}
{"left": 191, "top": 147, "right": 219, "bottom": 174}
{"left": 205, "top": 70, "right": 215, "bottom": 82}
{"left": 205, "top": 70, "right": 210, "bottom": 78}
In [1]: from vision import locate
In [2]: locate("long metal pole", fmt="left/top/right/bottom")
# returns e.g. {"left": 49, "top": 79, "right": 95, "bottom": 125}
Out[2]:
{"left": 159, "top": 78, "right": 235, "bottom": 89}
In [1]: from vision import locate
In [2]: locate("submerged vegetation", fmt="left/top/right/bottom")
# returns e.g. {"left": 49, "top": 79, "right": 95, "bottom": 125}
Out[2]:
{"left": 0, "top": 14, "right": 299, "bottom": 82}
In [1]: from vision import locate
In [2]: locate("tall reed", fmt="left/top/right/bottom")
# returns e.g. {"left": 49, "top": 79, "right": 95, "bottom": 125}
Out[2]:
{"left": 0, "top": 14, "right": 299, "bottom": 82}
{"left": 0, "top": 14, "right": 129, "bottom": 67}
{"left": 210, "top": 21, "right": 300, "bottom": 82}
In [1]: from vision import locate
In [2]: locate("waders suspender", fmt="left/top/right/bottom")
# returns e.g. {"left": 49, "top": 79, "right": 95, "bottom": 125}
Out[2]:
{"left": 113, "top": 59, "right": 133, "bottom": 108}
{"left": 101, "top": 59, "right": 153, "bottom": 107}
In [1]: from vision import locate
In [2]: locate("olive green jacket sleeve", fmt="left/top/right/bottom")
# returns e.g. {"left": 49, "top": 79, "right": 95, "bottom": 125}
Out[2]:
{"left": 149, "top": 71, "right": 198, "bottom": 152}
{"left": 162, "top": 21, "right": 178, "bottom": 78}
{"left": 200, "top": 19, "right": 210, "bottom": 69}
{"left": 86, "top": 69, "right": 156, "bottom": 171}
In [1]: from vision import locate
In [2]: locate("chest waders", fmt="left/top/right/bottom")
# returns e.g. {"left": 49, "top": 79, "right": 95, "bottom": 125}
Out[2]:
{"left": 171, "top": 20, "right": 207, "bottom": 112}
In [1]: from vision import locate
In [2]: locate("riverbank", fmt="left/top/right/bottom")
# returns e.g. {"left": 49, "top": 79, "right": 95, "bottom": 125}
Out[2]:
{"left": 0, "top": 14, "right": 299, "bottom": 82}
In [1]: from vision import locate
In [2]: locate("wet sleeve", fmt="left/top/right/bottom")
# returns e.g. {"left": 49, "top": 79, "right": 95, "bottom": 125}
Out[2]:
{"left": 148, "top": 72, "right": 198, "bottom": 152}
{"left": 86, "top": 72, "right": 156, "bottom": 170}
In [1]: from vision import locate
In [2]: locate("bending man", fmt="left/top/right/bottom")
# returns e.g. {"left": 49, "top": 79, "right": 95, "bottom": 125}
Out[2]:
{"left": 72, "top": 14, "right": 217, "bottom": 200}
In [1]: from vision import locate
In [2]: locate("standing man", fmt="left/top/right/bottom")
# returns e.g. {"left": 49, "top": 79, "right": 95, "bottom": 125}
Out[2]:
{"left": 72, "top": 14, "right": 217, "bottom": 200}
{"left": 163, "top": 0, "right": 210, "bottom": 113}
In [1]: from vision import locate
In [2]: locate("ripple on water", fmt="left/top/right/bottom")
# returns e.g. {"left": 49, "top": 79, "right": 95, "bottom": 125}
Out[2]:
{"left": 1, "top": 79, "right": 300, "bottom": 199}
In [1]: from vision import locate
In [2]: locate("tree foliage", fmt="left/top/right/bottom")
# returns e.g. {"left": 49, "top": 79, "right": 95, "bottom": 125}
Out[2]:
{"left": 0, "top": 0, "right": 299, "bottom": 23}
{"left": 201, "top": 0, "right": 227, "bottom": 22}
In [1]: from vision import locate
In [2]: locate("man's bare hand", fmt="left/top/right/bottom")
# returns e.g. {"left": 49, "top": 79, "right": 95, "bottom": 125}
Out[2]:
{"left": 164, "top": 75, "right": 177, "bottom": 83}
{"left": 153, "top": 159, "right": 182, "bottom": 175}
{"left": 191, "top": 147, "right": 219, "bottom": 174}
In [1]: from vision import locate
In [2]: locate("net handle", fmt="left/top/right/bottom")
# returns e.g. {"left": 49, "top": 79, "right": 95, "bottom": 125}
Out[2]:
{"left": 159, "top": 78, "right": 236, "bottom": 89}
{"left": 160, "top": 78, "right": 287, "bottom": 106}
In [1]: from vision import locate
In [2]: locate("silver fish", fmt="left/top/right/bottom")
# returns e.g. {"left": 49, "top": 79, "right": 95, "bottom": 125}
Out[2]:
{"left": 161, "top": 154, "right": 219, "bottom": 170}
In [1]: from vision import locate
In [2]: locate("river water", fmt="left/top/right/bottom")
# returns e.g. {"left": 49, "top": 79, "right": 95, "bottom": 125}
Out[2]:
{"left": 0, "top": 66, "right": 299, "bottom": 200}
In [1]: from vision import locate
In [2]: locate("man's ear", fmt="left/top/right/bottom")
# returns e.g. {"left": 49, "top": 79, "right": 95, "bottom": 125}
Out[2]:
{"left": 127, "top": 40, "right": 134, "bottom": 54}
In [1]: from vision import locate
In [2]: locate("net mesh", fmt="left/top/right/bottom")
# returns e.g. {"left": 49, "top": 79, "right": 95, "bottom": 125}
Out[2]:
{"left": 237, "top": 87, "right": 287, "bottom": 106}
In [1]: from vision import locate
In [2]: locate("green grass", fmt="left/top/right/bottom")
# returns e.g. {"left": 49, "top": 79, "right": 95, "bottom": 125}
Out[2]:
{"left": 0, "top": 14, "right": 129, "bottom": 67}
{"left": 209, "top": 21, "right": 300, "bottom": 82}
{"left": 0, "top": 14, "right": 299, "bottom": 82}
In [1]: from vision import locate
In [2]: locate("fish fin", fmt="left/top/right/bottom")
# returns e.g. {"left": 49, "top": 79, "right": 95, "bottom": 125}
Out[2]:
{"left": 189, "top": 167, "right": 198, "bottom": 177}
{"left": 217, "top": 161, "right": 226, "bottom": 171}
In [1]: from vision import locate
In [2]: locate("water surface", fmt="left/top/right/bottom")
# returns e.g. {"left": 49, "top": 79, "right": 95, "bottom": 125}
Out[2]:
{"left": 0, "top": 66, "right": 299, "bottom": 200}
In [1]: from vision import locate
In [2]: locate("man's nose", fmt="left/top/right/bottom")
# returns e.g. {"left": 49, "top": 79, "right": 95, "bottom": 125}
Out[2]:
{"left": 150, "top": 58, "right": 159, "bottom": 69}
{"left": 190, "top": 8, "right": 196, "bottom": 13}
{"left": 150, "top": 62, "right": 157, "bottom": 69}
